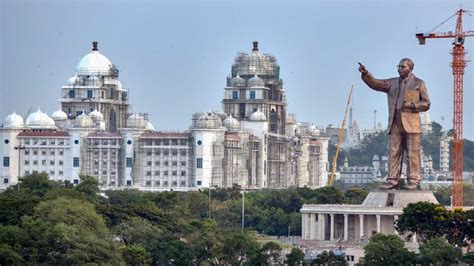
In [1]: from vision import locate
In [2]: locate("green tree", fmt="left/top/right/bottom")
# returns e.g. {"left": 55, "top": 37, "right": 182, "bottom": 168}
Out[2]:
{"left": 396, "top": 202, "right": 449, "bottom": 242}
{"left": 344, "top": 187, "right": 368, "bottom": 204}
{"left": 74, "top": 174, "right": 100, "bottom": 203}
{"left": 462, "top": 251, "right": 474, "bottom": 265}
{"left": 286, "top": 247, "right": 305, "bottom": 266}
{"left": 363, "top": 234, "right": 415, "bottom": 266}
{"left": 0, "top": 244, "right": 24, "bottom": 265}
{"left": 218, "top": 229, "right": 259, "bottom": 265}
{"left": 33, "top": 197, "right": 124, "bottom": 265}
{"left": 419, "top": 237, "right": 462, "bottom": 265}
{"left": 17, "top": 172, "right": 59, "bottom": 197}
{"left": 122, "top": 244, "right": 151, "bottom": 266}
{"left": 311, "top": 250, "right": 346, "bottom": 266}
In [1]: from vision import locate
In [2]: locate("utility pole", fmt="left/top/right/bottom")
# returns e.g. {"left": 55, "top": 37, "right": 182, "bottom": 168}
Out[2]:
{"left": 241, "top": 190, "right": 245, "bottom": 231}
{"left": 14, "top": 144, "right": 25, "bottom": 191}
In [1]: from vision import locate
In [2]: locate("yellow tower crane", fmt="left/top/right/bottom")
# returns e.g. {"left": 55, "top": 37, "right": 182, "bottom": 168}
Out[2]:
{"left": 328, "top": 86, "right": 353, "bottom": 186}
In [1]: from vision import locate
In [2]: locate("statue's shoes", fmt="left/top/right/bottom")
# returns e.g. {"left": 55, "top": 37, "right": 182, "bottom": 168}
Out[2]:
{"left": 405, "top": 183, "right": 419, "bottom": 190}
{"left": 380, "top": 182, "right": 398, "bottom": 190}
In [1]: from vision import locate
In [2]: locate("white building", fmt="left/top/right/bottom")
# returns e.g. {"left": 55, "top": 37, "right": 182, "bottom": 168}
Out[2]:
{"left": 1, "top": 41, "right": 329, "bottom": 191}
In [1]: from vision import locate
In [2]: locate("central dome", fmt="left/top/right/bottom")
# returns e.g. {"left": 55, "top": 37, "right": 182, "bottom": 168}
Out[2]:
{"left": 232, "top": 42, "right": 280, "bottom": 78}
{"left": 76, "top": 42, "right": 115, "bottom": 75}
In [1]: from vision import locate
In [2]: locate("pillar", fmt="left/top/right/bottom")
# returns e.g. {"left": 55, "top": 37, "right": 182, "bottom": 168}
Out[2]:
{"left": 394, "top": 215, "right": 399, "bottom": 235}
{"left": 330, "top": 213, "right": 335, "bottom": 240}
{"left": 344, "top": 214, "right": 349, "bottom": 241}
{"left": 318, "top": 213, "right": 325, "bottom": 240}
{"left": 359, "top": 214, "right": 364, "bottom": 240}
{"left": 376, "top": 214, "right": 381, "bottom": 233}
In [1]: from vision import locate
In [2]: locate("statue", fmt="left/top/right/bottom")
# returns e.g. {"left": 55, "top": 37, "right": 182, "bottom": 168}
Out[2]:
{"left": 358, "top": 59, "right": 430, "bottom": 190}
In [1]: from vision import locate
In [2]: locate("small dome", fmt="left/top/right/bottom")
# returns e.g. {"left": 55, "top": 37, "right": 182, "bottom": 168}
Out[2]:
{"left": 76, "top": 42, "right": 114, "bottom": 75}
{"left": 126, "top": 114, "right": 147, "bottom": 129}
{"left": 26, "top": 109, "right": 56, "bottom": 129}
{"left": 67, "top": 76, "right": 78, "bottom": 86}
{"left": 309, "top": 125, "right": 320, "bottom": 136}
{"left": 4, "top": 112, "right": 24, "bottom": 129}
{"left": 195, "top": 112, "right": 222, "bottom": 129}
{"left": 249, "top": 109, "right": 266, "bottom": 121}
{"left": 51, "top": 109, "right": 68, "bottom": 121}
{"left": 231, "top": 74, "right": 246, "bottom": 87}
{"left": 248, "top": 75, "right": 264, "bottom": 87}
{"left": 223, "top": 115, "right": 240, "bottom": 130}
{"left": 145, "top": 122, "right": 155, "bottom": 131}
{"left": 75, "top": 112, "right": 93, "bottom": 128}
{"left": 89, "top": 109, "right": 104, "bottom": 121}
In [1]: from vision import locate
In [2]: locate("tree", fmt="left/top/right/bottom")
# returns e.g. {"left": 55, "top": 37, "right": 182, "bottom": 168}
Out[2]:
{"left": 363, "top": 234, "right": 415, "bottom": 266}
{"left": 286, "top": 247, "right": 305, "bottom": 266}
{"left": 74, "top": 174, "right": 100, "bottom": 203}
{"left": 419, "top": 237, "right": 462, "bottom": 265}
{"left": 344, "top": 187, "right": 368, "bottom": 204}
{"left": 0, "top": 244, "right": 24, "bottom": 265}
{"left": 17, "top": 172, "right": 59, "bottom": 197}
{"left": 122, "top": 244, "right": 151, "bottom": 266}
{"left": 311, "top": 250, "right": 346, "bottom": 266}
{"left": 462, "top": 251, "right": 474, "bottom": 265}
{"left": 396, "top": 202, "right": 449, "bottom": 242}
{"left": 261, "top": 241, "right": 282, "bottom": 263}
{"left": 218, "top": 229, "right": 259, "bottom": 265}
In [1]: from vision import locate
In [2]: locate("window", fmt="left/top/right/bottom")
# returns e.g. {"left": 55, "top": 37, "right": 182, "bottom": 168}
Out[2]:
{"left": 24, "top": 149, "right": 29, "bottom": 155}
{"left": 49, "top": 170, "right": 55, "bottom": 175}
{"left": 197, "top": 181, "right": 202, "bottom": 186}
{"left": 172, "top": 150, "right": 177, "bottom": 156}
{"left": 87, "top": 90, "right": 93, "bottom": 98}
{"left": 172, "top": 181, "right": 177, "bottom": 187}
{"left": 50, "top": 150, "right": 55, "bottom": 155}
{"left": 180, "top": 150, "right": 186, "bottom": 156}
{"left": 73, "top": 179, "right": 79, "bottom": 184}
{"left": 146, "top": 151, "right": 152, "bottom": 156}
{"left": 172, "top": 161, "right": 177, "bottom": 166}
{"left": 41, "top": 149, "right": 46, "bottom": 155}
{"left": 146, "top": 181, "right": 151, "bottom": 186}
{"left": 50, "top": 160, "right": 55, "bottom": 165}
{"left": 181, "top": 161, "right": 186, "bottom": 166}
{"left": 126, "top": 180, "right": 132, "bottom": 186}
{"left": 155, "top": 140, "right": 161, "bottom": 145}
{"left": 155, "top": 161, "right": 160, "bottom": 166}
{"left": 3, "top": 157, "right": 9, "bottom": 167}
{"left": 172, "top": 139, "right": 178, "bottom": 145}
{"left": 69, "top": 89, "right": 75, "bottom": 98}
{"left": 164, "top": 181, "right": 168, "bottom": 186}
{"left": 59, "top": 160, "right": 63, "bottom": 166}
{"left": 147, "top": 161, "right": 152, "bottom": 166}
{"left": 164, "top": 171, "right": 168, "bottom": 176}
{"left": 172, "top": 171, "right": 177, "bottom": 176}
{"left": 163, "top": 140, "right": 169, "bottom": 146}
{"left": 154, "top": 171, "right": 160, "bottom": 176}
{"left": 24, "top": 160, "right": 29, "bottom": 165}
{"left": 146, "top": 171, "right": 151, "bottom": 176}
{"left": 41, "top": 160, "right": 46, "bottom": 166}
{"left": 33, "top": 150, "right": 38, "bottom": 155}
{"left": 73, "top": 157, "right": 80, "bottom": 167}
{"left": 196, "top": 158, "right": 203, "bottom": 169}
{"left": 232, "top": 90, "right": 238, "bottom": 99}
{"left": 50, "top": 140, "right": 55, "bottom": 145}
{"left": 155, "top": 181, "right": 160, "bottom": 186}
{"left": 250, "top": 91, "right": 256, "bottom": 100}
{"left": 180, "top": 181, "right": 186, "bottom": 186}
{"left": 179, "top": 140, "right": 187, "bottom": 145}
{"left": 126, "top": 157, "right": 133, "bottom": 167}
{"left": 155, "top": 150, "right": 161, "bottom": 155}
{"left": 4, "top": 178, "right": 9, "bottom": 184}
{"left": 164, "top": 161, "right": 169, "bottom": 166}
{"left": 33, "top": 160, "right": 38, "bottom": 165}
{"left": 163, "top": 150, "right": 169, "bottom": 156}
{"left": 181, "top": 171, "right": 186, "bottom": 176}
{"left": 59, "top": 170, "right": 63, "bottom": 176}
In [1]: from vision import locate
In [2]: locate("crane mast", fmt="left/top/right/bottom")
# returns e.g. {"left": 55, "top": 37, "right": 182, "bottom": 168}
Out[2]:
{"left": 416, "top": 9, "right": 473, "bottom": 208}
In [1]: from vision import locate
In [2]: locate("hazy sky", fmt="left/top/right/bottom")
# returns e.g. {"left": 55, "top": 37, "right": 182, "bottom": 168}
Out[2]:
{"left": 1, "top": 0, "right": 473, "bottom": 139}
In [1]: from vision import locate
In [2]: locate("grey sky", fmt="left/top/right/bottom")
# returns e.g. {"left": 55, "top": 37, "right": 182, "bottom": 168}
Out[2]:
{"left": 1, "top": 0, "right": 473, "bottom": 139}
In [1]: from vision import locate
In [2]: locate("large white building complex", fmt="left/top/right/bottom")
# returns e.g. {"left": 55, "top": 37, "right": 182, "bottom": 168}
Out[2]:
{"left": 1, "top": 41, "right": 329, "bottom": 191}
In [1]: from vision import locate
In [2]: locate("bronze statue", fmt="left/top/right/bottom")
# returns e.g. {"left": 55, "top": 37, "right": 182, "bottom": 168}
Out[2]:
{"left": 358, "top": 59, "right": 430, "bottom": 190}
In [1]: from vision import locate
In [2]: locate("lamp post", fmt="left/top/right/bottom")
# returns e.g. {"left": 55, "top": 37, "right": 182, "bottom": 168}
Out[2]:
{"left": 14, "top": 144, "right": 26, "bottom": 191}
{"left": 241, "top": 189, "right": 246, "bottom": 231}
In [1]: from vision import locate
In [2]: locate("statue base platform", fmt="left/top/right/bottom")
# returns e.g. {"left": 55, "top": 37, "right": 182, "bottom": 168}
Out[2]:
{"left": 362, "top": 190, "right": 438, "bottom": 208}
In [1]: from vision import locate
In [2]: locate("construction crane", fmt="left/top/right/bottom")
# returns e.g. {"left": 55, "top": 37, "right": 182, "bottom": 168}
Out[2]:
{"left": 416, "top": 9, "right": 473, "bottom": 208}
{"left": 328, "top": 86, "right": 353, "bottom": 186}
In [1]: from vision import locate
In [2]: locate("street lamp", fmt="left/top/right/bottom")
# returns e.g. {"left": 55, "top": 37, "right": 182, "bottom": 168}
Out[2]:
{"left": 241, "top": 189, "right": 246, "bottom": 231}
{"left": 14, "top": 144, "right": 26, "bottom": 191}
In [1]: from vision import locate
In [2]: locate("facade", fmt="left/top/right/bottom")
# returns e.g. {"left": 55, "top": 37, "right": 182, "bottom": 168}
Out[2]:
{"left": 1, "top": 41, "right": 329, "bottom": 191}
{"left": 300, "top": 191, "right": 440, "bottom": 264}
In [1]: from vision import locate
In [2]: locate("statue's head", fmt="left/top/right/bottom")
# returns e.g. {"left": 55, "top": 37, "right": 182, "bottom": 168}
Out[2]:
{"left": 397, "top": 58, "right": 414, "bottom": 78}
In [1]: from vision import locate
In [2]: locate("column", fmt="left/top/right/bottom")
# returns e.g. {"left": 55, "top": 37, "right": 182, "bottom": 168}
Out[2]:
{"left": 301, "top": 213, "right": 307, "bottom": 240}
{"left": 330, "top": 213, "right": 335, "bottom": 240}
{"left": 318, "top": 213, "right": 325, "bottom": 240}
{"left": 376, "top": 214, "right": 381, "bottom": 233}
{"left": 309, "top": 213, "right": 314, "bottom": 239}
{"left": 393, "top": 215, "right": 399, "bottom": 235}
{"left": 359, "top": 214, "right": 364, "bottom": 240}
{"left": 344, "top": 214, "right": 349, "bottom": 241}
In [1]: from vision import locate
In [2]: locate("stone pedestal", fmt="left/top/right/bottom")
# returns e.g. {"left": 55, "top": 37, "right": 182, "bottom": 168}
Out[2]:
{"left": 362, "top": 190, "right": 439, "bottom": 208}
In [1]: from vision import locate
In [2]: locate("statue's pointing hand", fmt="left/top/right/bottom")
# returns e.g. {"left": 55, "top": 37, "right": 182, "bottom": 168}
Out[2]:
{"left": 358, "top": 62, "right": 368, "bottom": 74}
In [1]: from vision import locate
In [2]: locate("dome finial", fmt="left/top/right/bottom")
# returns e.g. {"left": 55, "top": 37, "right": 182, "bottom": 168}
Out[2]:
{"left": 252, "top": 41, "right": 259, "bottom": 51}
{"left": 92, "top": 41, "right": 98, "bottom": 51}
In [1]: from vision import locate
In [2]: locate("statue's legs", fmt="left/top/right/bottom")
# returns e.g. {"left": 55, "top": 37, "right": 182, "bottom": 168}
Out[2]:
{"left": 382, "top": 118, "right": 404, "bottom": 190}
{"left": 406, "top": 133, "right": 421, "bottom": 190}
